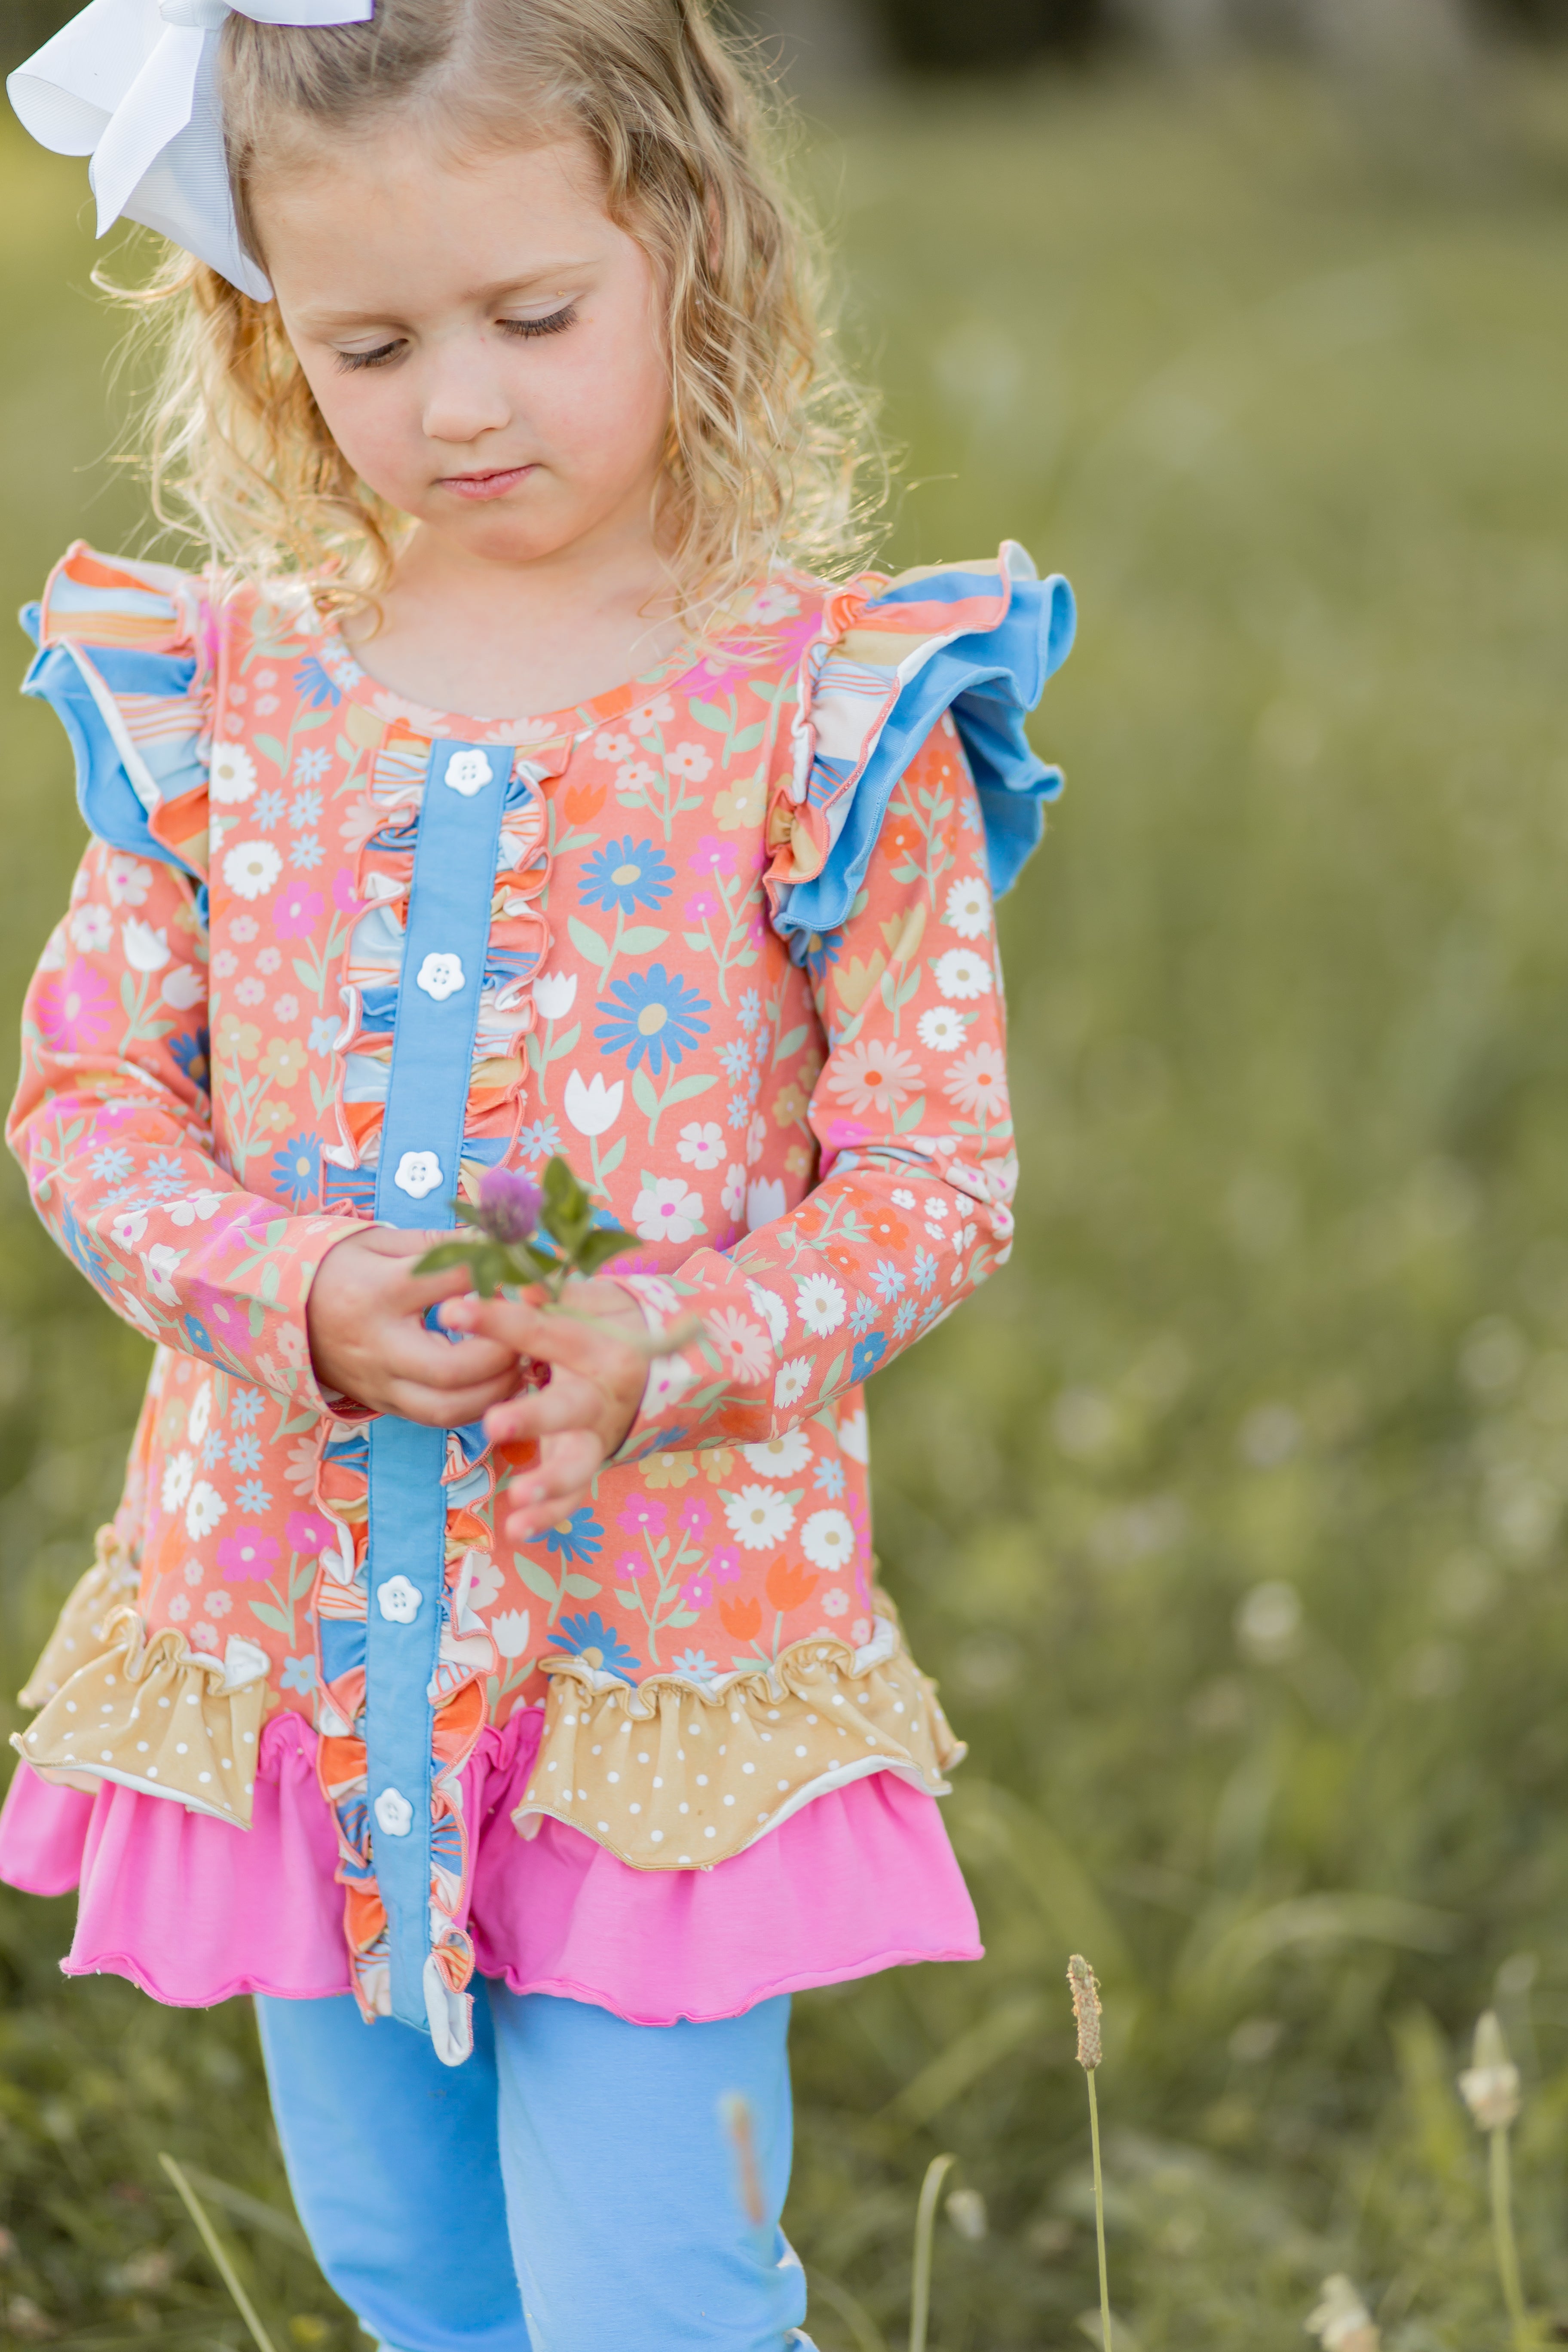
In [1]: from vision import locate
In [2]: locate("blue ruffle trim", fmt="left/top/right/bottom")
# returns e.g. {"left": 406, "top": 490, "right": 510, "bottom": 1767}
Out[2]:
{"left": 776, "top": 567, "right": 1076, "bottom": 947}
{"left": 19, "top": 606, "right": 206, "bottom": 893}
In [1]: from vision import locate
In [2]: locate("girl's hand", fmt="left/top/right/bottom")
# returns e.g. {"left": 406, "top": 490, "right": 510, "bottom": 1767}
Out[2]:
{"left": 308, "top": 1226, "right": 520, "bottom": 1424}
{"left": 438, "top": 1282, "right": 649, "bottom": 1543}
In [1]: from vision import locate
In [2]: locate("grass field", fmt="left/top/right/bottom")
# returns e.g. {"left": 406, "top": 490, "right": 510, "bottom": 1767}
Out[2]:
{"left": 5, "top": 51, "right": 1568, "bottom": 2350}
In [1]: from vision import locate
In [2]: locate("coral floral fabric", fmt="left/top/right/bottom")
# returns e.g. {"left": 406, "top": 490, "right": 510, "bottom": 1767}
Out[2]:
{"left": 3, "top": 542, "right": 1028, "bottom": 2015}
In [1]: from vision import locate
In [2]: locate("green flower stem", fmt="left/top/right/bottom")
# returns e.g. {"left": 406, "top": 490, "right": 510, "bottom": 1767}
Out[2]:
{"left": 909, "top": 2151, "right": 956, "bottom": 2352}
{"left": 159, "top": 2152, "right": 280, "bottom": 2352}
{"left": 1089, "top": 2068, "right": 1112, "bottom": 2352}
{"left": 1489, "top": 2123, "right": 1531, "bottom": 2349}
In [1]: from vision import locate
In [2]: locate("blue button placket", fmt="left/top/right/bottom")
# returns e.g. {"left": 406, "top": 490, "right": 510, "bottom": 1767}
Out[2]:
{"left": 366, "top": 739, "right": 508, "bottom": 2047}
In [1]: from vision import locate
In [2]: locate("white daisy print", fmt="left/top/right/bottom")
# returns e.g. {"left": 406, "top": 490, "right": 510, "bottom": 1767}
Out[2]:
{"left": 222, "top": 840, "right": 283, "bottom": 901}
{"left": 742, "top": 1430, "right": 813, "bottom": 1479}
{"left": 917, "top": 1006, "right": 966, "bottom": 1052}
{"left": 105, "top": 854, "right": 152, "bottom": 908}
{"left": 69, "top": 903, "right": 111, "bottom": 953}
{"left": 821, "top": 1587, "right": 850, "bottom": 1618}
{"left": 161, "top": 1451, "right": 195, "bottom": 1513}
{"left": 943, "top": 873, "right": 992, "bottom": 939}
{"left": 773, "top": 1358, "right": 811, "bottom": 1409}
{"left": 891, "top": 1188, "right": 916, "bottom": 1210}
{"left": 801, "top": 1509, "right": 855, "bottom": 1573}
{"left": 210, "top": 743, "right": 258, "bottom": 805}
{"left": 677, "top": 1121, "right": 726, "bottom": 1170}
{"left": 189, "top": 1383, "right": 211, "bottom": 1447}
{"left": 746, "top": 1283, "right": 789, "bottom": 1348}
{"left": 934, "top": 947, "right": 993, "bottom": 1001}
{"left": 721, "top": 1164, "right": 747, "bottom": 1219}
{"left": 795, "top": 1271, "right": 846, "bottom": 1335}
{"left": 723, "top": 1484, "right": 798, "bottom": 1550}
{"left": 632, "top": 1177, "right": 705, "bottom": 1245}
{"left": 943, "top": 1044, "right": 1009, "bottom": 1118}
{"left": 837, "top": 1406, "right": 870, "bottom": 1464}
{"left": 186, "top": 1480, "right": 226, "bottom": 1539}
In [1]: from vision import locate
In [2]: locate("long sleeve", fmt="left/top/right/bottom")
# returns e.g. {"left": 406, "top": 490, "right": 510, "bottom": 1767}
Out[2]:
{"left": 617, "top": 713, "right": 1017, "bottom": 1454}
{"left": 9, "top": 834, "right": 350, "bottom": 1407}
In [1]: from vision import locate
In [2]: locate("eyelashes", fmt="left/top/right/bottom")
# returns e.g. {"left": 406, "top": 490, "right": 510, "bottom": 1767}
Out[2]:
{"left": 334, "top": 303, "right": 578, "bottom": 373}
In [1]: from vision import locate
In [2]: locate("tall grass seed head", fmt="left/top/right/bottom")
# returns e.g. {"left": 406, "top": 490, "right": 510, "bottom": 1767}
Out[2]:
{"left": 1305, "top": 2274, "right": 1380, "bottom": 2351}
{"left": 1458, "top": 2009, "right": 1522, "bottom": 2132}
{"left": 1068, "top": 1953, "right": 1102, "bottom": 2070}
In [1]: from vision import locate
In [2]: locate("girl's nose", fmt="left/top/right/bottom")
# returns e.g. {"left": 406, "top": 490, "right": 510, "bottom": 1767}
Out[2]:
{"left": 420, "top": 342, "right": 514, "bottom": 450}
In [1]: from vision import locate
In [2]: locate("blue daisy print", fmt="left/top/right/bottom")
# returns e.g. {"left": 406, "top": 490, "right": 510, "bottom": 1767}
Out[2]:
{"left": 270, "top": 1133, "right": 321, "bottom": 1207}
{"left": 281, "top": 1653, "right": 317, "bottom": 1694}
{"left": 594, "top": 965, "right": 711, "bottom": 1076}
{"left": 170, "top": 1028, "right": 211, "bottom": 1096}
{"left": 545, "top": 1508, "right": 603, "bottom": 1565}
{"left": 851, "top": 1332, "right": 887, "bottom": 1383}
{"left": 294, "top": 654, "right": 341, "bottom": 709}
{"left": 581, "top": 837, "right": 675, "bottom": 916}
{"left": 555, "top": 1612, "right": 642, "bottom": 1680}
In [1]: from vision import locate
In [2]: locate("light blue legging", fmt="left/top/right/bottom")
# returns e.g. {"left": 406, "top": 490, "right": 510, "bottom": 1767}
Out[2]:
{"left": 255, "top": 1982, "right": 816, "bottom": 2352}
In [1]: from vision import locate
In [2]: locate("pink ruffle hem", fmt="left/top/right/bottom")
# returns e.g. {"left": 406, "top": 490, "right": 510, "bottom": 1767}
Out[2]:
{"left": 0, "top": 1707, "right": 980, "bottom": 2024}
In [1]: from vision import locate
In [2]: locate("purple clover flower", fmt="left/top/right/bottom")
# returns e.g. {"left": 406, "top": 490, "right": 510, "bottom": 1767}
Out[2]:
{"left": 474, "top": 1166, "right": 542, "bottom": 1244}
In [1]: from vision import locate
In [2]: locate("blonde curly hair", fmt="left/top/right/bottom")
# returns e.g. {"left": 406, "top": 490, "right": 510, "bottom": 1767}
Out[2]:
{"left": 120, "top": 0, "right": 879, "bottom": 622}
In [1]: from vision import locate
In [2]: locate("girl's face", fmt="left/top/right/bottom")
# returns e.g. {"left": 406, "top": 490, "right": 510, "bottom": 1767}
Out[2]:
{"left": 251, "top": 126, "right": 672, "bottom": 575}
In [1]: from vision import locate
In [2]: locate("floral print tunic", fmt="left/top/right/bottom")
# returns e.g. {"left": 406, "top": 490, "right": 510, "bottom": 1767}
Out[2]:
{"left": 6, "top": 539, "right": 1073, "bottom": 2052}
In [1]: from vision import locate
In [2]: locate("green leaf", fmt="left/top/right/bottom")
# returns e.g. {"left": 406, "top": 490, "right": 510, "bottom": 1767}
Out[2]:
{"left": 660, "top": 1071, "right": 717, "bottom": 1109}
{"left": 632, "top": 1069, "right": 659, "bottom": 1120}
{"left": 776, "top": 1025, "right": 809, "bottom": 1060}
{"left": 291, "top": 958, "right": 321, "bottom": 992}
{"left": 574, "top": 1227, "right": 635, "bottom": 1277}
{"left": 248, "top": 1601, "right": 294, "bottom": 1636}
{"left": 514, "top": 1557, "right": 561, "bottom": 1604}
{"left": 617, "top": 926, "right": 670, "bottom": 956}
{"left": 568, "top": 916, "right": 611, "bottom": 969}
{"left": 253, "top": 732, "right": 288, "bottom": 770}
{"left": 615, "top": 1586, "right": 643, "bottom": 1609}
{"left": 729, "top": 722, "right": 766, "bottom": 756}
{"left": 822, "top": 1348, "right": 847, "bottom": 1394}
{"left": 687, "top": 696, "right": 733, "bottom": 735}
{"left": 665, "top": 1608, "right": 701, "bottom": 1629}
{"left": 413, "top": 1240, "right": 478, "bottom": 1276}
{"left": 598, "top": 1137, "right": 627, "bottom": 1179}
{"left": 562, "top": 1573, "right": 603, "bottom": 1600}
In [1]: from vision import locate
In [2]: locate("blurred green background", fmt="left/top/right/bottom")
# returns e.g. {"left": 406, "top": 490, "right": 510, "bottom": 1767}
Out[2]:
{"left": 6, "top": 24, "right": 1568, "bottom": 2352}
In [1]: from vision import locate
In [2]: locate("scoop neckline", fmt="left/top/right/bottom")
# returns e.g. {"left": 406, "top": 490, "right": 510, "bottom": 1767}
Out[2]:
{"left": 319, "top": 608, "right": 717, "bottom": 747}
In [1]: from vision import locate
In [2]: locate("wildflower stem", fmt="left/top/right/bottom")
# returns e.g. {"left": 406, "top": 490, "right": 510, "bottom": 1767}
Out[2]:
{"left": 1087, "top": 2068, "right": 1112, "bottom": 2352}
{"left": 159, "top": 2152, "right": 281, "bottom": 2352}
{"left": 909, "top": 2151, "right": 956, "bottom": 2352}
{"left": 1488, "top": 2123, "right": 1530, "bottom": 2349}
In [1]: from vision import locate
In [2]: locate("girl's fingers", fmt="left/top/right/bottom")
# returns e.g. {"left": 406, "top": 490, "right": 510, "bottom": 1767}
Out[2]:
{"left": 386, "top": 1370, "right": 523, "bottom": 1427}
{"left": 441, "top": 1291, "right": 636, "bottom": 1378}
{"left": 502, "top": 1433, "right": 604, "bottom": 1540}
{"left": 383, "top": 1323, "right": 517, "bottom": 1390}
{"left": 481, "top": 1373, "right": 601, "bottom": 1446}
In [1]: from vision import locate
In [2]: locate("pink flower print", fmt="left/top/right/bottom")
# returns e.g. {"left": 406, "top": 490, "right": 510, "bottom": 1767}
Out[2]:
{"left": 332, "top": 867, "right": 362, "bottom": 915}
{"left": 677, "top": 1496, "right": 712, "bottom": 1538}
{"left": 235, "top": 976, "right": 265, "bottom": 1006}
{"left": 38, "top": 961, "right": 114, "bottom": 1051}
{"left": 692, "top": 835, "right": 741, "bottom": 876}
{"left": 710, "top": 1546, "right": 743, "bottom": 1585}
{"left": 683, "top": 888, "right": 721, "bottom": 925}
{"left": 274, "top": 884, "right": 324, "bottom": 940}
{"left": 617, "top": 1495, "right": 667, "bottom": 1538}
{"left": 287, "top": 1510, "right": 334, "bottom": 1556}
{"left": 707, "top": 1308, "right": 770, "bottom": 1383}
{"left": 217, "top": 1527, "right": 280, "bottom": 1582}
{"left": 190, "top": 1621, "right": 220, "bottom": 1653}
{"left": 682, "top": 1574, "right": 712, "bottom": 1610}
{"left": 257, "top": 946, "right": 281, "bottom": 975}
{"left": 826, "top": 1039, "right": 922, "bottom": 1118}
{"left": 616, "top": 1550, "right": 649, "bottom": 1581}
{"left": 230, "top": 916, "right": 259, "bottom": 945}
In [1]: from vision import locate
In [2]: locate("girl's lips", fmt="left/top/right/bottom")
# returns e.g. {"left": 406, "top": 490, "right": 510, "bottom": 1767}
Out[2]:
{"left": 440, "top": 465, "right": 533, "bottom": 502}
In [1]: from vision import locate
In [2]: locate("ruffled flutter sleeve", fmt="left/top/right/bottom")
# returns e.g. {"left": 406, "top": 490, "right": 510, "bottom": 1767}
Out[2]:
{"left": 614, "top": 542, "right": 1073, "bottom": 1455}
{"left": 8, "top": 546, "right": 349, "bottom": 1405}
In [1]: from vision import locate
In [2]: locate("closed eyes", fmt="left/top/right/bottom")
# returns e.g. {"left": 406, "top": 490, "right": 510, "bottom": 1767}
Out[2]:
{"left": 334, "top": 303, "right": 578, "bottom": 374}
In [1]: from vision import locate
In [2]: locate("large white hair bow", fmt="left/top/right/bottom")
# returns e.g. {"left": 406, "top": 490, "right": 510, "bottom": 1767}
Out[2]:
{"left": 8, "top": 0, "right": 374, "bottom": 301}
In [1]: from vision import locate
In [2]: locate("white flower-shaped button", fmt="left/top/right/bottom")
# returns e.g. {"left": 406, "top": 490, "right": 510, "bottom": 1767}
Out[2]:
{"left": 394, "top": 1150, "right": 443, "bottom": 1199}
{"left": 416, "top": 952, "right": 465, "bottom": 1001}
{"left": 377, "top": 1574, "right": 422, "bottom": 1624}
{"left": 444, "top": 749, "right": 493, "bottom": 796}
{"left": 374, "top": 1786, "right": 414, "bottom": 1838}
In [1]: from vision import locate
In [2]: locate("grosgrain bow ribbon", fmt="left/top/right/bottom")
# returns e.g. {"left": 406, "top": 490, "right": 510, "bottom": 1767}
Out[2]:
{"left": 7, "top": 0, "right": 375, "bottom": 300}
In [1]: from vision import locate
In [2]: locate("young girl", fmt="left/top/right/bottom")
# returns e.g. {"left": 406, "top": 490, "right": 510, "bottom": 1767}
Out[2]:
{"left": 2, "top": 3, "right": 1073, "bottom": 2345}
